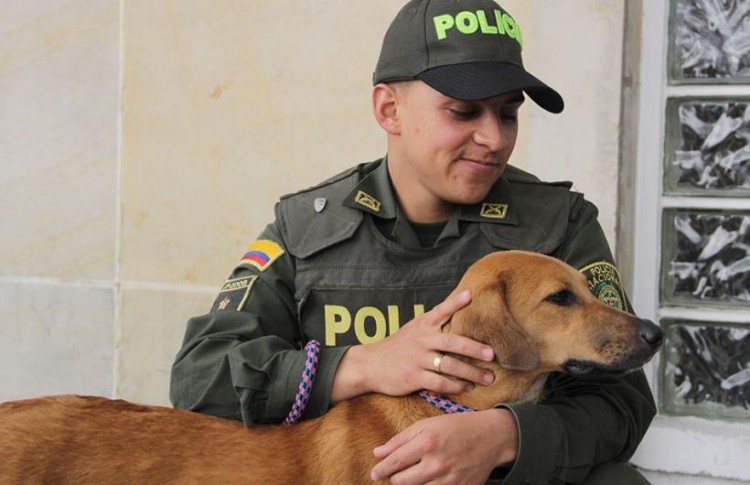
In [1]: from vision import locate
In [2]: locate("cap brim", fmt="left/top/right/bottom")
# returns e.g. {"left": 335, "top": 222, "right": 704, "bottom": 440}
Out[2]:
{"left": 417, "top": 62, "right": 564, "bottom": 113}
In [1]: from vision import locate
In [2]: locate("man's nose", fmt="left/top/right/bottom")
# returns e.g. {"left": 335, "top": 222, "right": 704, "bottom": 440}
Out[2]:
{"left": 473, "top": 114, "right": 506, "bottom": 151}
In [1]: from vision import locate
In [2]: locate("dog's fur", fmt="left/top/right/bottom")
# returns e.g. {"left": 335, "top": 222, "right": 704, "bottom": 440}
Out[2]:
{"left": 0, "top": 251, "right": 662, "bottom": 485}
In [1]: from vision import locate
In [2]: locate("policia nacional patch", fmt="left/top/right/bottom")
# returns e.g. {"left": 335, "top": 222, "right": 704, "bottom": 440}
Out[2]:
{"left": 210, "top": 275, "right": 258, "bottom": 312}
{"left": 579, "top": 261, "right": 627, "bottom": 311}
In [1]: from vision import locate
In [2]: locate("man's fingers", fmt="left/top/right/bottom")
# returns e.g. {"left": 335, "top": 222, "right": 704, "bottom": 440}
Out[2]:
{"left": 384, "top": 462, "right": 439, "bottom": 485}
{"left": 371, "top": 428, "right": 422, "bottom": 480}
{"left": 425, "top": 289, "right": 471, "bottom": 327}
{"left": 425, "top": 290, "right": 495, "bottom": 361}
{"left": 435, "top": 354, "right": 494, "bottom": 387}
{"left": 438, "top": 333, "right": 495, "bottom": 362}
{"left": 422, "top": 369, "right": 473, "bottom": 395}
{"left": 424, "top": 292, "right": 495, "bottom": 364}
{"left": 373, "top": 426, "right": 415, "bottom": 459}
{"left": 371, "top": 422, "right": 453, "bottom": 485}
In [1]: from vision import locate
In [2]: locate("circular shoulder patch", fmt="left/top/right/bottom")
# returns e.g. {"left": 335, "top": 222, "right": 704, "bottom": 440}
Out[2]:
{"left": 579, "top": 261, "right": 627, "bottom": 311}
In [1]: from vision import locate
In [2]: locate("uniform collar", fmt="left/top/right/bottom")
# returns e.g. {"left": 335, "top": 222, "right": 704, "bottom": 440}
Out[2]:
{"left": 344, "top": 158, "right": 518, "bottom": 224}
{"left": 343, "top": 158, "right": 519, "bottom": 247}
{"left": 343, "top": 157, "right": 398, "bottom": 219}
{"left": 457, "top": 176, "right": 519, "bottom": 226}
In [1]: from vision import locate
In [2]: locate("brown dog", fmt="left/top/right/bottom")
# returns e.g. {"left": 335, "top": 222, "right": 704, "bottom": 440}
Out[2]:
{"left": 0, "top": 251, "right": 662, "bottom": 485}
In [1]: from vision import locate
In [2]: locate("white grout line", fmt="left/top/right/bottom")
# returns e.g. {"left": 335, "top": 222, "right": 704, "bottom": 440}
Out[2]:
{"left": 665, "top": 84, "right": 750, "bottom": 99}
{"left": 0, "top": 275, "right": 115, "bottom": 289}
{"left": 662, "top": 197, "right": 750, "bottom": 211}
{"left": 659, "top": 307, "right": 750, "bottom": 325}
{"left": 0, "top": 274, "right": 218, "bottom": 294}
{"left": 119, "top": 280, "right": 218, "bottom": 293}
{"left": 113, "top": 0, "right": 126, "bottom": 399}
{"left": 0, "top": 275, "right": 221, "bottom": 293}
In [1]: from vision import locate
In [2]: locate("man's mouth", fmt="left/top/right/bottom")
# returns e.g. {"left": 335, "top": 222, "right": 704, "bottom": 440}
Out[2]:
{"left": 461, "top": 157, "right": 500, "bottom": 167}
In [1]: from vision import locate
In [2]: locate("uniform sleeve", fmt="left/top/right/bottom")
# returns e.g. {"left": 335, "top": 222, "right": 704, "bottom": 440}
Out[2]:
{"left": 169, "top": 220, "right": 350, "bottom": 426}
{"left": 498, "top": 197, "right": 657, "bottom": 484}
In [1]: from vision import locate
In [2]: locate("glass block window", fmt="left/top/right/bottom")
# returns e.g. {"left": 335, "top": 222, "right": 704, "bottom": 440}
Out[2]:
{"left": 662, "top": 320, "right": 750, "bottom": 419}
{"left": 658, "top": 0, "right": 750, "bottom": 423}
{"left": 669, "top": 0, "right": 750, "bottom": 83}
{"left": 661, "top": 209, "right": 750, "bottom": 305}
{"left": 664, "top": 98, "right": 750, "bottom": 195}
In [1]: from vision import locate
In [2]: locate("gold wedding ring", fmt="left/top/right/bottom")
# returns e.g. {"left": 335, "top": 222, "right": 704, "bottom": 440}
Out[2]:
{"left": 433, "top": 353, "right": 445, "bottom": 373}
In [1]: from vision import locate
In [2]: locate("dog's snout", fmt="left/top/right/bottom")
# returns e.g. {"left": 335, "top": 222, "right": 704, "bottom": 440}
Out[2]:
{"left": 638, "top": 320, "right": 663, "bottom": 349}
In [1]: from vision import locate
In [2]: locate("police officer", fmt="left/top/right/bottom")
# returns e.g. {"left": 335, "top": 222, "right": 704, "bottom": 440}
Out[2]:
{"left": 170, "top": 0, "right": 655, "bottom": 483}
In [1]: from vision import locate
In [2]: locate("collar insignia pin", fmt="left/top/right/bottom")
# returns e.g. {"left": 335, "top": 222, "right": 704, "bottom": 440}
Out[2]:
{"left": 314, "top": 198, "right": 327, "bottom": 213}
{"left": 480, "top": 203, "right": 509, "bottom": 219}
{"left": 354, "top": 190, "right": 381, "bottom": 212}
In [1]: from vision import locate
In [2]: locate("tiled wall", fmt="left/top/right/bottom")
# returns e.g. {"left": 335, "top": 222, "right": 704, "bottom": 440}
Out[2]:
{"left": 0, "top": 1, "right": 625, "bottom": 406}
{"left": 1, "top": 1, "right": 120, "bottom": 400}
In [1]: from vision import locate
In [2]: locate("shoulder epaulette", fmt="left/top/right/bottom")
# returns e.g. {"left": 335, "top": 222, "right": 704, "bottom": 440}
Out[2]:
{"left": 478, "top": 167, "right": 581, "bottom": 254}
{"left": 277, "top": 160, "right": 381, "bottom": 259}
{"left": 279, "top": 161, "right": 378, "bottom": 201}
{"left": 503, "top": 165, "right": 574, "bottom": 188}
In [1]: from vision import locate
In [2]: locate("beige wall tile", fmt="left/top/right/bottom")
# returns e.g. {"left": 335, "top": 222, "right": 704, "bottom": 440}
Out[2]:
{"left": 120, "top": 1, "right": 404, "bottom": 286}
{"left": 505, "top": 0, "right": 625, "bottom": 250}
{"left": 0, "top": 281, "right": 115, "bottom": 401}
{"left": 0, "top": 1, "right": 119, "bottom": 279}
{"left": 116, "top": 286, "right": 215, "bottom": 406}
{"left": 120, "top": 1, "right": 625, "bottom": 290}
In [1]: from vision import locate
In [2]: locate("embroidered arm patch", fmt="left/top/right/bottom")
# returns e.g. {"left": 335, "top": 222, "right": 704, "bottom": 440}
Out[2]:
{"left": 579, "top": 261, "right": 627, "bottom": 311}
{"left": 239, "top": 239, "right": 285, "bottom": 272}
{"left": 210, "top": 275, "right": 258, "bottom": 312}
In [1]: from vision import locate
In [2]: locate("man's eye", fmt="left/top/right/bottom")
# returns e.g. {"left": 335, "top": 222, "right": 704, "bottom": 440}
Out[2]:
{"left": 545, "top": 289, "right": 576, "bottom": 307}
{"left": 448, "top": 108, "right": 478, "bottom": 120}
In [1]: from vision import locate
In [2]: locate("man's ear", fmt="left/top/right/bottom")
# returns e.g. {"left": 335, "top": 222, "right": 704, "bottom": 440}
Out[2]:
{"left": 453, "top": 282, "right": 540, "bottom": 371}
{"left": 372, "top": 83, "right": 401, "bottom": 135}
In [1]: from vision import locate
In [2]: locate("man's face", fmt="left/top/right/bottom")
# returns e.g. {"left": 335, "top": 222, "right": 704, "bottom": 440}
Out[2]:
{"left": 386, "top": 81, "right": 522, "bottom": 221}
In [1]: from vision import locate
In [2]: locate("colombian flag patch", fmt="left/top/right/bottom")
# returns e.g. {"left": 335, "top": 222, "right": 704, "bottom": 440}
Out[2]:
{"left": 240, "top": 240, "right": 285, "bottom": 272}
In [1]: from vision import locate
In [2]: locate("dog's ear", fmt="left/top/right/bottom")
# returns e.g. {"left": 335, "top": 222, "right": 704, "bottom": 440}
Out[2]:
{"left": 452, "top": 281, "right": 540, "bottom": 371}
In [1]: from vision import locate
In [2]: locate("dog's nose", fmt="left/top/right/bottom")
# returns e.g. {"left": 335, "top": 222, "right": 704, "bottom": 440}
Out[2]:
{"left": 638, "top": 319, "right": 664, "bottom": 348}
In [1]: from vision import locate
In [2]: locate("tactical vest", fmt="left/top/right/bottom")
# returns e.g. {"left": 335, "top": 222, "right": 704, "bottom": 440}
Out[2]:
{"left": 277, "top": 161, "right": 582, "bottom": 348}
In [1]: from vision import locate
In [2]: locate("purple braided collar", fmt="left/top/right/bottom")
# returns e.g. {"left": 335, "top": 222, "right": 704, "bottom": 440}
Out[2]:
{"left": 418, "top": 390, "right": 476, "bottom": 414}
{"left": 283, "top": 340, "right": 321, "bottom": 427}
{"left": 282, "top": 341, "right": 476, "bottom": 426}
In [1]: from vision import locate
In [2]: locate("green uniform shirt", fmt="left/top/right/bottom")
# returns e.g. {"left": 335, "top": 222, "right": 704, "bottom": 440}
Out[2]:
{"left": 170, "top": 159, "right": 655, "bottom": 484}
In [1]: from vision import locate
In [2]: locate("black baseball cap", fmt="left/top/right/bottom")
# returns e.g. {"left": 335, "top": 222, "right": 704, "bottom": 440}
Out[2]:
{"left": 373, "top": 0, "right": 564, "bottom": 113}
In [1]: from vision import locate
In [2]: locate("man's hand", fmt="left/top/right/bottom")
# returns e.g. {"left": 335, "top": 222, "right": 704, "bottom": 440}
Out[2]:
{"left": 370, "top": 409, "right": 519, "bottom": 485}
{"left": 331, "top": 290, "right": 496, "bottom": 402}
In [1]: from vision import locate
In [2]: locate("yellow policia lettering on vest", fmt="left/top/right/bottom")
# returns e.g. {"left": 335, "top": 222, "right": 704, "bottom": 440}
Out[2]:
{"left": 325, "top": 304, "right": 426, "bottom": 346}
{"left": 433, "top": 10, "right": 523, "bottom": 48}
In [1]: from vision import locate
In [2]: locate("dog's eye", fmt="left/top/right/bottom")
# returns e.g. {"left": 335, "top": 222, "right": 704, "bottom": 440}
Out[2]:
{"left": 545, "top": 289, "right": 576, "bottom": 307}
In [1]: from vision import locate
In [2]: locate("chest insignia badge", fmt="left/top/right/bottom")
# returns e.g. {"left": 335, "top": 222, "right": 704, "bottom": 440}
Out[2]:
{"left": 314, "top": 197, "right": 327, "bottom": 213}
